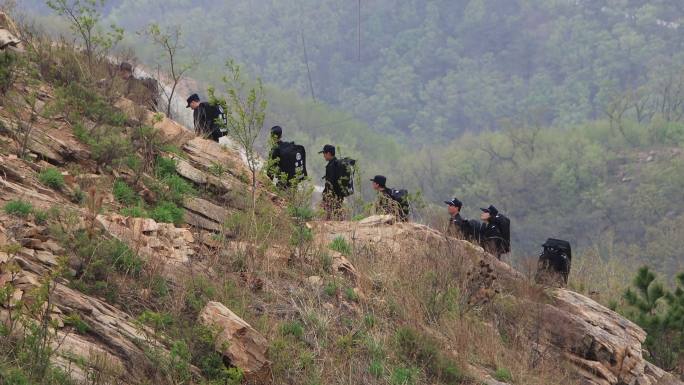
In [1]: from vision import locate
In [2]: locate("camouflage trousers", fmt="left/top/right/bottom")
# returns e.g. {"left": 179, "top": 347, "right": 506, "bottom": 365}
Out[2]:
{"left": 321, "top": 193, "right": 344, "bottom": 221}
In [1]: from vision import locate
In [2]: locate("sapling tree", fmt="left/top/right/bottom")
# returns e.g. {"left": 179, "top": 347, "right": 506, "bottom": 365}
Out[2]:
{"left": 623, "top": 266, "right": 684, "bottom": 371}
{"left": 46, "top": 0, "right": 124, "bottom": 72}
{"left": 210, "top": 59, "right": 267, "bottom": 212}
{"left": 140, "top": 23, "right": 196, "bottom": 119}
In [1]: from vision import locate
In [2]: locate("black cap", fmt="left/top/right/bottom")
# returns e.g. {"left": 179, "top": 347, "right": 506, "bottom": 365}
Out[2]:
{"left": 186, "top": 93, "right": 200, "bottom": 108}
{"left": 318, "top": 144, "right": 335, "bottom": 155}
{"left": 271, "top": 125, "right": 282, "bottom": 138}
{"left": 480, "top": 205, "right": 498, "bottom": 217}
{"left": 370, "top": 175, "right": 387, "bottom": 187}
{"left": 444, "top": 198, "right": 462, "bottom": 208}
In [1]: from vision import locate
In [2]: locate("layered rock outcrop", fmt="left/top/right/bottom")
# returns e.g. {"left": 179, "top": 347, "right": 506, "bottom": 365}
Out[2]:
{"left": 312, "top": 216, "right": 683, "bottom": 385}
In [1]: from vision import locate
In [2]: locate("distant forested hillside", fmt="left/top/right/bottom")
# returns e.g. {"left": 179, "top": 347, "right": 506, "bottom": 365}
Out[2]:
{"left": 92, "top": 0, "right": 684, "bottom": 142}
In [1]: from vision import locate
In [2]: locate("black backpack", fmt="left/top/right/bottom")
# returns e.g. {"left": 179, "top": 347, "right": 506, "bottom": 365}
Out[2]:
{"left": 278, "top": 142, "right": 307, "bottom": 182}
{"left": 495, "top": 214, "right": 511, "bottom": 253}
{"left": 336, "top": 157, "right": 356, "bottom": 197}
{"left": 537, "top": 238, "right": 572, "bottom": 284}
{"left": 214, "top": 105, "right": 228, "bottom": 133}
{"left": 388, "top": 188, "right": 410, "bottom": 220}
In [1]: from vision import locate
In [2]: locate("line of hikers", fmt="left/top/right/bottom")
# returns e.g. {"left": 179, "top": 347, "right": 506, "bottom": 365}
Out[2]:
{"left": 184, "top": 96, "right": 572, "bottom": 286}
{"left": 264, "top": 125, "right": 571, "bottom": 286}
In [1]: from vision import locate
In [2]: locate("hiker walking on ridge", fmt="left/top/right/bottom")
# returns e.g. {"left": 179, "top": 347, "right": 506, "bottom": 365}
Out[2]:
{"left": 370, "top": 175, "right": 409, "bottom": 222}
{"left": 267, "top": 126, "right": 307, "bottom": 189}
{"left": 445, "top": 197, "right": 473, "bottom": 239}
{"left": 320, "top": 145, "right": 344, "bottom": 220}
{"left": 186, "top": 93, "right": 224, "bottom": 142}
{"left": 477, "top": 205, "right": 510, "bottom": 259}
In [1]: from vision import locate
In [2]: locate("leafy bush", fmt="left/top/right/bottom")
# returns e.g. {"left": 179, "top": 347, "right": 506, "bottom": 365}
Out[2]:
{"left": 150, "top": 201, "right": 184, "bottom": 225}
{"left": 390, "top": 367, "right": 418, "bottom": 385}
{"left": 120, "top": 205, "right": 148, "bottom": 218}
{"left": 369, "top": 359, "right": 384, "bottom": 378}
{"left": 161, "top": 174, "right": 196, "bottom": 203}
{"left": 138, "top": 310, "right": 174, "bottom": 331}
{"left": 154, "top": 156, "right": 178, "bottom": 178}
{"left": 329, "top": 236, "right": 352, "bottom": 255}
{"left": 70, "top": 188, "right": 85, "bottom": 204}
{"left": 345, "top": 287, "right": 359, "bottom": 302}
{"left": 113, "top": 180, "right": 139, "bottom": 206}
{"left": 495, "top": 367, "right": 513, "bottom": 382}
{"left": 53, "top": 84, "right": 126, "bottom": 126}
{"left": 91, "top": 131, "right": 132, "bottom": 166}
{"left": 4, "top": 200, "right": 33, "bottom": 217}
{"left": 63, "top": 314, "right": 91, "bottom": 335}
{"left": 33, "top": 210, "right": 49, "bottom": 225}
{"left": 324, "top": 281, "right": 338, "bottom": 297}
{"left": 290, "top": 225, "right": 313, "bottom": 246}
{"left": 394, "top": 326, "right": 463, "bottom": 383}
{"left": 280, "top": 321, "right": 304, "bottom": 340}
{"left": 38, "top": 168, "right": 65, "bottom": 190}
{"left": 288, "top": 205, "right": 315, "bottom": 221}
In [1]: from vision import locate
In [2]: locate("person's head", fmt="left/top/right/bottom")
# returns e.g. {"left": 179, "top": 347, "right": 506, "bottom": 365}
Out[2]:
{"left": 186, "top": 93, "right": 201, "bottom": 110}
{"left": 370, "top": 175, "right": 387, "bottom": 191}
{"left": 318, "top": 144, "right": 336, "bottom": 161}
{"left": 271, "top": 125, "right": 283, "bottom": 141}
{"left": 445, "top": 198, "right": 462, "bottom": 216}
{"left": 480, "top": 205, "right": 498, "bottom": 222}
{"left": 119, "top": 62, "right": 133, "bottom": 79}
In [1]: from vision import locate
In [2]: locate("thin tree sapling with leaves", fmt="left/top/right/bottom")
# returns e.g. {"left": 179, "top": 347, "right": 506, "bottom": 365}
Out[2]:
{"left": 46, "top": 0, "right": 124, "bottom": 73}
{"left": 140, "top": 23, "right": 195, "bottom": 119}
{"left": 209, "top": 59, "right": 267, "bottom": 211}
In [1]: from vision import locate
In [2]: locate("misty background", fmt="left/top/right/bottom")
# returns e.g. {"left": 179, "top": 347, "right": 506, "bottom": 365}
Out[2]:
{"left": 15, "top": 0, "right": 684, "bottom": 275}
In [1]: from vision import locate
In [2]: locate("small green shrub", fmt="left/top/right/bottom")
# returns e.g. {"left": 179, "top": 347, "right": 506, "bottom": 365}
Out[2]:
{"left": 161, "top": 144, "right": 184, "bottom": 156}
{"left": 155, "top": 156, "right": 178, "bottom": 178}
{"left": 149, "top": 274, "right": 170, "bottom": 298}
{"left": 107, "top": 239, "right": 143, "bottom": 276}
{"left": 345, "top": 287, "right": 359, "bottom": 302}
{"left": 329, "top": 236, "right": 352, "bottom": 255}
{"left": 70, "top": 188, "right": 85, "bottom": 204}
{"left": 495, "top": 367, "right": 513, "bottom": 382}
{"left": 390, "top": 367, "right": 418, "bottom": 385}
{"left": 121, "top": 205, "right": 148, "bottom": 218}
{"left": 150, "top": 201, "right": 184, "bottom": 225}
{"left": 0, "top": 367, "right": 30, "bottom": 385}
{"left": 138, "top": 310, "right": 174, "bottom": 331}
{"left": 320, "top": 252, "right": 333, "bottom": 273}
{"left": 369, "top": 359, "right": 384, "bottom": 378}
{"left": 280, "top": 321, "right": 304, "bottom": 340}
{"left": 290, "top": 225, "right": 313, "bottom": 246}
{"left": 38, "top": 168, "right": 65, "bottom": 190}
{"left": 34, "top": 210, "right": 49, "bottom": 225}
{"left": 4, "top": 200, "right": 33, "bottom": 217}
{"left": 162, "top": 174, "right": 195, "bottom": 203}
{"left": 364, "top": 314, "right": 377, "bottom": 329}
{"left": 185, "top": 277, "right": 217, "bottom": 312}
{"left": 113, "top": 180, "right": 139, "bottom": 205}
{"left": 324, "top": 281, "right": 338, "bottom": 297}
{"left": 288, "top": 205, "right": 315, "bottom": 221}
{"left": 91, "top": 131, "right": 132, "bottom": 166}
{"left": 394, "top": 326, "right": 462, "bottom": 382}
{"left": 64, "top": 314, "right": 91, "bottom": 334}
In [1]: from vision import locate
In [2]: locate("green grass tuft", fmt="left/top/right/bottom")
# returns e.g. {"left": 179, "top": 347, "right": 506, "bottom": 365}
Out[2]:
{"left": 38, "top": 168, "right": 65, "bottom": 190}
{"left": 4, "top": 200, "right": 33, "bottom": 217}
{"left": 329, "top": 236, "right": 352, "bottom": 255}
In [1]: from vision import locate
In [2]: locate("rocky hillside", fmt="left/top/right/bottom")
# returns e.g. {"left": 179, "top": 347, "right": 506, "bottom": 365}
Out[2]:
{"left": 1, "top": 11, "right": 682, "bottom": 385}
